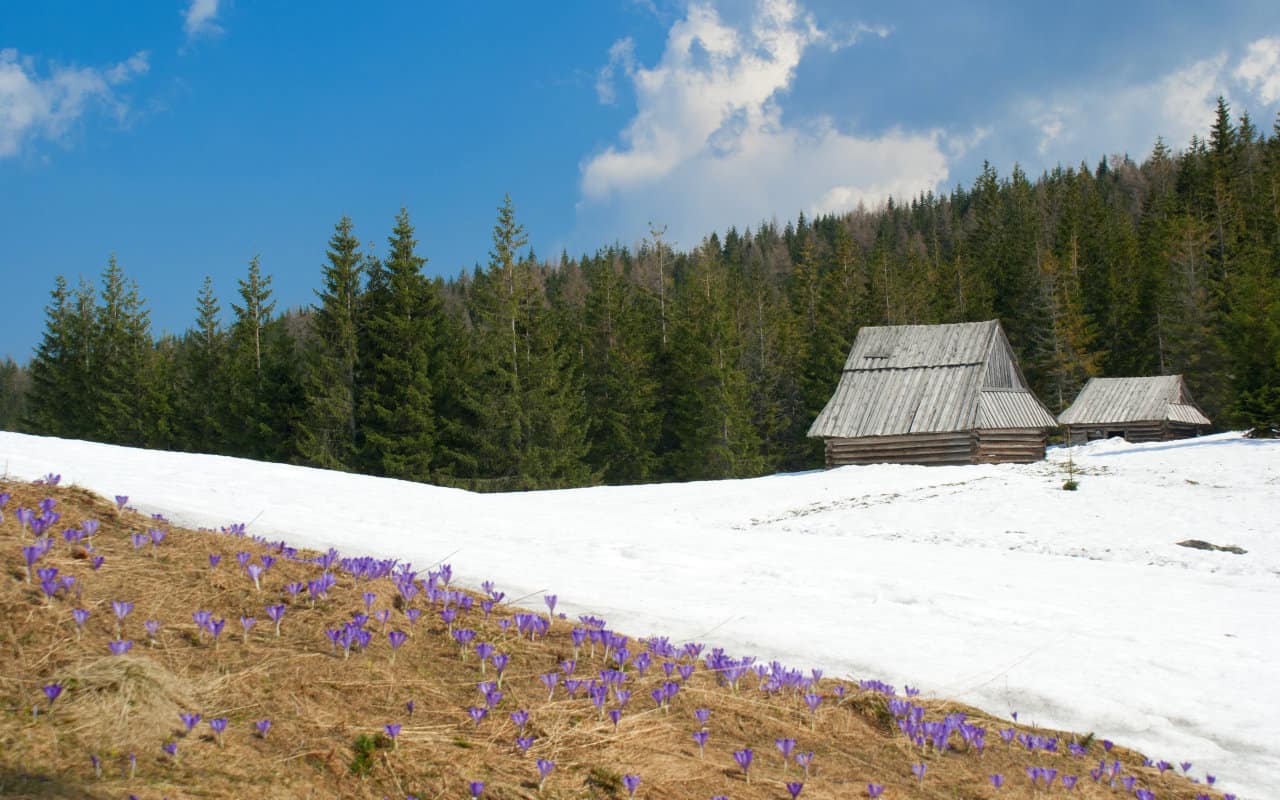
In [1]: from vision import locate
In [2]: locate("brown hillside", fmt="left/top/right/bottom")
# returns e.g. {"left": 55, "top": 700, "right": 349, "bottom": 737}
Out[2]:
{"left": 0, "top": 477, "right": 1223, "bottom": 800}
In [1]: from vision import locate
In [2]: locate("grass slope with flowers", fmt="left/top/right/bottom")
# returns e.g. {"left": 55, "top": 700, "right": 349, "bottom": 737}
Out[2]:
{"left": 0, "top": 476, "right": 1235, "bottom": 800}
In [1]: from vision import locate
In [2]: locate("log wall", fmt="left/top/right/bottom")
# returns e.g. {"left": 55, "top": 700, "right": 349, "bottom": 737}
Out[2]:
{"left": 1066, "top": 422, "right": 1205, "bottom": 445}
{"left": 824, "top": 428, "right": 1048, "bottom": 467}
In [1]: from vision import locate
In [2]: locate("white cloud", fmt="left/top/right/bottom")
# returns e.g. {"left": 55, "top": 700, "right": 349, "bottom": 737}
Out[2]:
{"left": 1235, "top": 37, "right": 1280, "bottom": 105}
{"left": 0, "top": 49, "right": 150, "bottom": 159}
{"left": 184, "top": 0, "right": 223, "bottom": 39}
{"left": 578, "top": 0, "right": 947, "bottom": 244}
{"left": 596, "top": 37, "right": 636, "bottom": 105}
{"left": 1021, "top": 54, "right": 1229, "bottom": 164}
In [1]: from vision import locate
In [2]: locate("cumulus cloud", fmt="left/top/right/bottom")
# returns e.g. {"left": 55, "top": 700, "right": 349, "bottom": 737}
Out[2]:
{"left": 184, "top": 0, "right": 223, "bottom": 39}
{"left": 596, "top": 37, "right": 636, "bottom": 105}
{"left": 1235, "top": 37, "right": 1280, "bottom": 105}
{"left": 578, "top": 0, "right": 946, "bottom": 245}
{"left": 1021, "top": 54, "right": 1230, "bottom": 165}
{"left": 0, "top": 48, "right": 150, "bottom": 159}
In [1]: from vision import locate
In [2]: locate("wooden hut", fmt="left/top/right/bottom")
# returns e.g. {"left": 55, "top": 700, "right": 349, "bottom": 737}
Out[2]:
{"left": 1057, "top": 375, "right": 1211, "bottom": 444}
{"left": 808, "top": 320, "right": 1058, "bottom": 467}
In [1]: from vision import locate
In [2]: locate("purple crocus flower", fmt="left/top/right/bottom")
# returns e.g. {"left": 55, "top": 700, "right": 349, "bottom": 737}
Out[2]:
{"left": 468, "top": 706, "right": 488, "bottom": 726}
{"left": 72, "top": 607, "right": 90, "bottom": 639}
{"left": 91, "top": 555, "right": 104, "bottom": 571}
{"left": 622, "top": 774, "right": 640, "bottom": 798}
{"left": 469, "top": 781, "right": 484, "bottom": 800}
{"left": 536, "top": 758, "right": 555, "bottom": 790}
{"left": 110, "top": 600, "right": 133, "bottom": 624}
{"left": 363, "top": 591, "right": 376, "bottom": 610}
{"left": 236, "top": 551, "right": 251, "bottom": 568}
{"left": 144, "top": 619, "right": 161, "bottom": 642}
{"left": 544, "top": 594, "right": 557, "bottom": 618}
{"left": 180, "top": 711, "right": 201, "bottom": 732}
{"left": 694, "top": 708, "right": 710, "bottom": 727}
{"left": 540, "top": 672, "right": 559, "bottom": 700}
{"left": 115, "top": 495, "right": 128, "bottom": 509}
{"left": 240, "top": 616, "right": 256, "bottom": 642}
{"left": 912, "top": 762, "right": 927, "bottom": 783}
{"left": 406, "top": 699, "right": 415, "bottom": 716}
{"left": 43, "top": 683, "right": 63, "bottom": 706}
{"left": 776, "top": 737, "right": 796, "bottom": 767}
{"left": 692, "top": 730, "right": 709, "bottom": 757}
{"left": 794, "top": 751, "right": 814, "bottom": 778}
{"left": 990, "top": 773, "right": 1005, "bottom": 790}
{"left": 255, "top": 719, "right": 272, "bottom": 739}
{"left": 89, "top": 753, "right": 101, "bottom": 778}
{"left": 733, "top": 748, "right": 753, "bottom": 783}
{"left": 867, "top": 784, "right": 885, "bottom": 799}
{"left": 510, "top": 709, "right": 529, "bottom": 731}
{"left": 265, "top": 604, "right": 286, "bottom": 636}
{"left": 515, "top": 735, "right": 534, "bottom": 753}
{"left": 492, "top": 652, "right": 510, "bottom": 684}
{"left": 246, "top": 563, "right": 264, "bottom": 590}
{"left": 785, "top": 781, "right": 804, "bottom": 799}
{"left": 1135, "top": 791, "right": 1155, "bottom": 800}
{"left": 108, "top": 639, "right": 133, "bottom": 656}
{"left": 608, "top": 708, "right": 622, "bottom": 729}
{"left": 162, "top": 742, "right": 178, "bottom": 760}
{"left": 384, "top": 723, "right": 401, "bottom": 748}
{"left": 209, "top": 554, "right": 222, "bottom": 569}
{"left": 209, "top": 717, "right": 228, "bottom": 745}
{"left": 130, "top": 532, "right": 148, "bottom": 550}
{"left": 1061, "top": 775, "right": 1078, "bottom": 790}
{"left": 387, "top": 630, "right": 409, "bottom": 663}
{"left": 21, "top": 544, "right": 42, "bottom": 582}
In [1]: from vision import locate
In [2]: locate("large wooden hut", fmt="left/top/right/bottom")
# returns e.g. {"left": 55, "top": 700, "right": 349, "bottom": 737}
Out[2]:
{"left": 1057, "top": 375, "right": 1211, "bottom": 444}
{"left": 807, "top": 320, "right": 1057, "bottom": 467}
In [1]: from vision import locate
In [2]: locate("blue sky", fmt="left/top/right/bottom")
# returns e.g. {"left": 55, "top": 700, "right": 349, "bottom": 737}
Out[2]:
{"left": 3, "top": 0, "right": 1278, "bottom": 360}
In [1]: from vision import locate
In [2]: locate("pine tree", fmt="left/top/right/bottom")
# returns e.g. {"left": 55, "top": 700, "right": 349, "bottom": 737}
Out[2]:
{"left": 298, "top": 216, "right": 364, "bottom": 469}
{"left": 93, "top": 255, "right": 153, "bottom": 446}
{"left": 22, "top": 276, "right": 80, "bottom": 437}
{"left": 0, "top": 357, "right": 29, "bottom": 431}
{"left": 226, "top": 256, "right": 277, "bottom": 458}
{"left": 666, "top": 241, "right": 761, "bottom": 480}
{"left": 175, "top": 277, "right": 226, "bottom": 452}
{"left": 356, "top": 209, "right": 439, "bottom": 481}
{"left": 581, "top": 249, "right": 662, "bottom": 483}
{"left": 465, "top": 195, "right": 592, "bottom": 488}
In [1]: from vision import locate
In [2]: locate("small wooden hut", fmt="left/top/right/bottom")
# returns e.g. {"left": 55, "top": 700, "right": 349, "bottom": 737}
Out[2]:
{"left": 808, "top": 320, "right": 1058, "bottom": 466}
{"left": 1057, "top": 375, "right": 1211, "bottom": 444}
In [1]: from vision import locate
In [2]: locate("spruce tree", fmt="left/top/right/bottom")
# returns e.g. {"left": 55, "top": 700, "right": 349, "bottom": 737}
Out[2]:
{"left": 665, "top": 241, "right": 761, "bottom": 480}
{"left": 581, "top": 249, "right": 661, "bottom": 483}
{"left": 356, "top": 209, "right": 440, "bottom": 481}
{"left": 175, "top": 277, "right": 226, "bottom": 452}
{"left": 93, "top": 256, "right": 153, "bottom": 446}
{"left": 465, "top": 195, "right": 592, "bottom": 488}
{"left": 226, "top": 256, "right": 277, "bottom": 458}
{"left": 22, "top": 276, "right": 79, "bottom": 437}
{"left": 299, "top": 216, "right": 364, "bottom": 469}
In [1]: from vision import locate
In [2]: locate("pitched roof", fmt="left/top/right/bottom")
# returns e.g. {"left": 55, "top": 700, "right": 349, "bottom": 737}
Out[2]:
{"left": 1057, "top": 376, "right": 1211, "bottom": 426}
{"left": 808, "top": 320, "right": 1057, "bottom": 438}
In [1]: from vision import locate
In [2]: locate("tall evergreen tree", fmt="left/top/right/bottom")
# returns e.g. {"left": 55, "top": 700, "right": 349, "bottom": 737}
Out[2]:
{"left": 356, "top": 209, "right": 440, "bottom": 481}
{"left": 465, "top": 195, "right": 592, "bottom": 488}
{"left": 175, "top": 276, "right": 226, "bottom": 452}
{"left": 299, "top": 217, "right": 364, "bottom": 469}
{"left": 93, "top": 256, "right": 153, "bottom": 446}
{"left": 227, "top": 256, "right": 277, "bottom": 458}
{"left": 666, "top": 241, "right": 761, "bottom": 480}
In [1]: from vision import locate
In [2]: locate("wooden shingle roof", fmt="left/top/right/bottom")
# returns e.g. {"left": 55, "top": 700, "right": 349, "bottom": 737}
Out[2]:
{"left": 1057, "top": 376, "right": 1211, "bottom": 426}
{"left": 808, "top": 320, "right": 1057, "bottom": 438}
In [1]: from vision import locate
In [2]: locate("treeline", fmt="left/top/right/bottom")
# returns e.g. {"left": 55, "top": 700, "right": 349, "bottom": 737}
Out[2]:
{"left": 4, "top": 99, "right": 1278, "bottom": 486}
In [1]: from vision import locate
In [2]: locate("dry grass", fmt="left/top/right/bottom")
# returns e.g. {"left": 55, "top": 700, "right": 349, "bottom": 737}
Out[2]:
{"left": 0, "top": 477, "right": 1225, "bottom": 800}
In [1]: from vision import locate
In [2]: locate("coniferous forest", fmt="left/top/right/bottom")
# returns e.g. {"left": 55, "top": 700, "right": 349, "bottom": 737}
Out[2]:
{"left": 4, "top": 100, "right": 1279, "bottom": 488}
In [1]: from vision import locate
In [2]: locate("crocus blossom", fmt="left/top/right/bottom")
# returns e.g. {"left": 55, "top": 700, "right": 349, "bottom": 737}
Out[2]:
{"left": 536, "top": 758, "right": 555, "bottom": 790}
{"left": 622, "top": 774, "right": 640, "bottom": 798}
